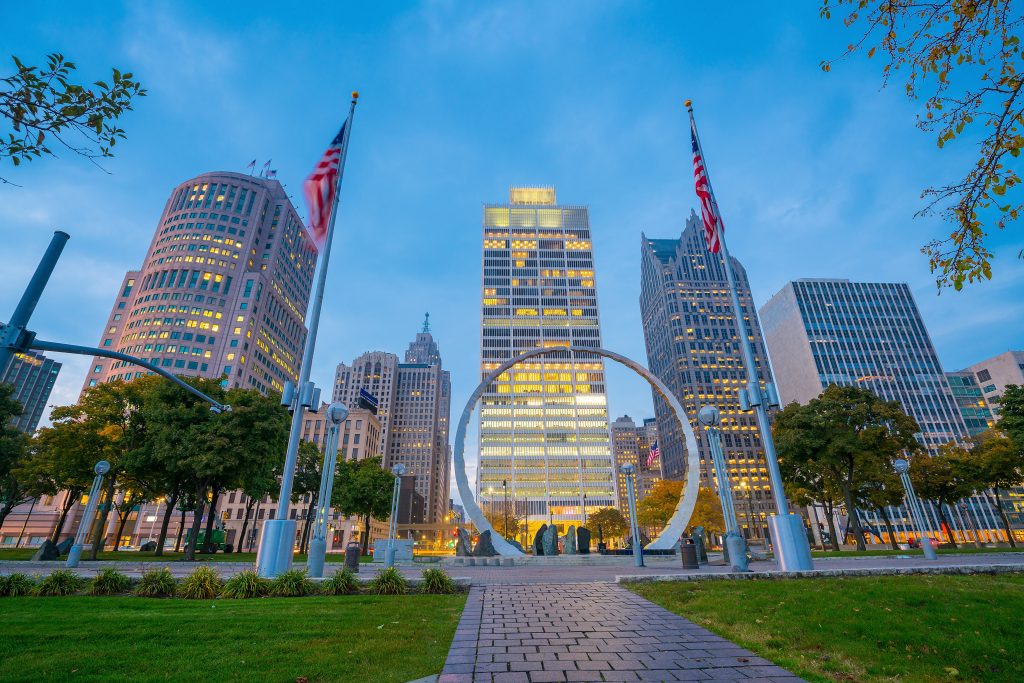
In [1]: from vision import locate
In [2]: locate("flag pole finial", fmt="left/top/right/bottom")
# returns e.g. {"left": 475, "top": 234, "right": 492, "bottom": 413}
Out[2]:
{"left": 684, "top": 98, "right": 693, "bottom": 110}
{"left": 351, "top": 91, "right": 360, "bottom": 100}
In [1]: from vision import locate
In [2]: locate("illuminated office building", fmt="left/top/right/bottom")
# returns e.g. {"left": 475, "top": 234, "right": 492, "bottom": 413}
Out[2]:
{"left": 0, "top": 349, "right": 61, "bottom": 433}
{"left": 610, "top": 415, "right": 661, "bottom": 518}
{"left": 479, "top": 187, "right": 615, "bottom": 536}
{"left": 639, "top": 212, "right": 777, "bottom": 538}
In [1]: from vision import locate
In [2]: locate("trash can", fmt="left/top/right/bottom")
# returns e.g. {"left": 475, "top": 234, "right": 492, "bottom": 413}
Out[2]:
{"left": 344, "top": 542, "right": 361, "bottom": 573}
{"left": 680, "top": 538, "right": 699, "bottom": 569}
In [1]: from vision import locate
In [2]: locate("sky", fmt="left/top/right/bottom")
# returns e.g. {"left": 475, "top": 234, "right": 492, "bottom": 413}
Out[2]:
{"left": 1, "top": 2, "right": 1021, "bottom": 502}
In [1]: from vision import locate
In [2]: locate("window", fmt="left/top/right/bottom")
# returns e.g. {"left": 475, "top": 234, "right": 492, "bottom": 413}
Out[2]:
{"left": 977, "top": 369, "right": 992, "bottom": 382}
{"left": 984, "top": 384, "right": 997, "bottom": 393}
{"left": 93, "top": 365, "right": 102, "bottom": 373}
{"left": 102, "top": 339, "right": 112, "bottom": 347}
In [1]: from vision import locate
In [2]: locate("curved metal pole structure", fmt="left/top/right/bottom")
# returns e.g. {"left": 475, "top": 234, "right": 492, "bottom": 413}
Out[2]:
{"left": 452, "top": 345, "right": 701, "bottom": 556}
{"left": 31, "top": 339, "right": 230, "bottom": 412}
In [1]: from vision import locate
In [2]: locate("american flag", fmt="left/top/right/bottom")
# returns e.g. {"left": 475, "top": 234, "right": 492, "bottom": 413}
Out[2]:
{"left": 302, "top": 120, "right": 347, "bottom": 252}
{"left": 691, "top": 118, "right": 722, "bottom": 254}
{"left": 646, "top": 440, "right": 660, "bottom": 468}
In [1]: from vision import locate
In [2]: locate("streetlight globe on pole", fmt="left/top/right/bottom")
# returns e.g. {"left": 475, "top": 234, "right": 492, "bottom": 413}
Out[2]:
{"left": 66, "top": 460, "right": 111, "bottom": 568}
{"left": 894, "top": 458, "right": 937, "bottom": 560}
{"left": 385, "top": 463, "right": 407, "bottom": 568}
{"left": 307, "top": 402, "right": 349, "bottom": 578}
{"left": 621, "top": 462, "right": 644, "bottom": 567}
{"left": 698, "top": 405, "right": 748, "bottom": 571}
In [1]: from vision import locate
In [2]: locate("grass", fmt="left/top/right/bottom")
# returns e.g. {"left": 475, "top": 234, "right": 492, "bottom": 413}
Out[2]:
{"left": 629, "top": 574, "right": 1024, "bottom": 682}
{"left": 0, "top": 548, "right": 374, "bottom": 563}
{"left": 0, "top": 594, "right": 465, "bottom": 682}
{"left": 809, "top": 546, "right": 1024, "bottom": 558}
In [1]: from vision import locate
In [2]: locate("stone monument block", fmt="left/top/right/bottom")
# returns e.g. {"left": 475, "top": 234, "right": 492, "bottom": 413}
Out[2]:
{"left": 564, "top": 525, "right": 577, "bottom": 554}
{"left": 533, "top": 524, "right": 548, "bottom": 556}
{"left": 577, "top": 527, "right": 591, "bottom": 554}
{"left": 542, "top": 524, "right": 559, "bottom": 556}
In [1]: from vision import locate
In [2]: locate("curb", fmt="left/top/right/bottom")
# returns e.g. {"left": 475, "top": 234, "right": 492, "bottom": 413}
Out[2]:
{"left": 616, "top": 562, "right": 1024, "bottom": 583}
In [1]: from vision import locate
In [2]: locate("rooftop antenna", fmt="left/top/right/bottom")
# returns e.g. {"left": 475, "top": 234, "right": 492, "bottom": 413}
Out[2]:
{"left": 422, "top": 312, "right": 431, "bottom": 333}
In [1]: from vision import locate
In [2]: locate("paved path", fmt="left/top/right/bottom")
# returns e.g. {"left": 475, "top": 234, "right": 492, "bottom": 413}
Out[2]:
{"left": 438, "top": 583, "right": 806, "bottom": 682}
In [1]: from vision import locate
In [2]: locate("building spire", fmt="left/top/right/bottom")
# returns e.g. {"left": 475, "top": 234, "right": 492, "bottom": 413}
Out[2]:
{"left": 422, "top": 312, "right": 431, "bottom": 333}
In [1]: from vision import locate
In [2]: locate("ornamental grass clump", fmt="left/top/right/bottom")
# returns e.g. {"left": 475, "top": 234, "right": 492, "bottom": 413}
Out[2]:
{"left": 369, "top": 566, "right": 408, "bottom": 595}
{"left": 0, "top": 573, "right": 36, "bottom": 597}
{"left": 269, "top": 569, "right": 315, "bottom": 597}
{"left": 34, "top": 569, "right": 87, "bottom": 596}
{"left": 221, "top": 570, "right": 270, "bottom": 599}
{"left": 420, "top": 567, "right": 458, "bottom": 594}
{"left": 178, "top": 566, "right": 222, "bottom": 599}
{"left": 320, "top": 568, "right": 360, "bottom": 595}
{"left": 134, "top": 567, "right": 177, "bottom": 597}
{"left": 89, "top": 567, "right": 133, "bottom": 595}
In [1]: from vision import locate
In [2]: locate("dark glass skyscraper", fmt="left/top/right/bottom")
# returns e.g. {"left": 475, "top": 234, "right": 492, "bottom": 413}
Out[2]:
{"left": 1, "top": 349, "right": 61, "bottom": 433}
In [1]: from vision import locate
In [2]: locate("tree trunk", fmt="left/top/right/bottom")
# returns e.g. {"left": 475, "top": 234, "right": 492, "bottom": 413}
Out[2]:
{"left": 237, "top": 497, "right": 255, "bottom": 554}
{"left": 992, "top": 489, "right": 1017, "bottom": 548}
{"left": 183, "top": 484, "right": 208, "bottom": 561}
{"left": 299, "top": 495, "right": 316, "bottom": 554}
{"left": 89, "top": 476, "right": 117, "bottom": 560}
{"left": 840, "top": 483, "right": 866, "bottom": 551}
{"left": 155, "top": 491, "right": 180, "bottom": 557}
{"left": 934, "top": 501, "right": 958, "bottom": 548}
{"left": 0, "top": 499, "right": 17, "bottom": 531}
{"left": 50, "top": 489, "right": 80, "bottom": 544}
{"left": 113, "top": 496, "right": 134, "bottom": 551}
{"left": 823, "top": 502, "right": 841, "bottom": 552}
{"left": 175, "top": 506, "right": 186, "bottom": 552}
{"left": 878, "top": 506, "right": 899, "bottom": 550}
{"left": 15, "top": 498, "right": 37, "bottom": 547}
{"left": 362, "top": 515, "right": 371, "bottom": 555}
{"left": 201, "top": 488, "right": 220, "bottom": 554}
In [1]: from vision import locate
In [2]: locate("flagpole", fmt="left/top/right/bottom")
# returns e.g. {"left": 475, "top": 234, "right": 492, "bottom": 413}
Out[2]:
{"left": 257, "top": 92, "right": 358, "bottom": 577}
{"left": 685, "top": 99, "right": 813, "bottom": 571}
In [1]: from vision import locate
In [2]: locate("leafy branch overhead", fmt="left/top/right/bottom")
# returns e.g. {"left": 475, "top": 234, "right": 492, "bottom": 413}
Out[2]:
{"left": 821, "top": 0, "right": 1023, "bottom": 290}
{"left": 1, "top": 53, "right": 145, "bottom": 182}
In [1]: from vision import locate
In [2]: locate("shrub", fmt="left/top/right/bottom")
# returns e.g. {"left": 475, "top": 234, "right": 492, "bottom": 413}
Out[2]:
{"left": 34, "top": 569, "right": 86, "bottom": 596}
{"left": 135, "top": 567, "right": 177, "bottom": 597}
{"left": 269, "top": 569, "right": 315, "bottom": 597}
{"left": 420, "top": 567, "right": 457, "bottom": 594}
{"left": 90, "top": 567, "right": 133, "bottom": 595}
{"left": 221, "top": 570, "right": 270, "bottom": 599}
{"left": 178, "top": 566, "right": 222, "bottom": 599}
{"left": 1, "top": 573, "right": 36, "bottom": 597}
{"left": 321, "top": 568, "right": 360, "bottom": 595}
{"left": 369, "top": 566, "right": 408, "bottom": 595}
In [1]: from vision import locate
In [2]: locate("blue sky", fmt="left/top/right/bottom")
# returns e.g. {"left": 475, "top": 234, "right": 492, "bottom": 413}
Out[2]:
{"left": 2, "top": 2, "right": 1021, "bottom": 498}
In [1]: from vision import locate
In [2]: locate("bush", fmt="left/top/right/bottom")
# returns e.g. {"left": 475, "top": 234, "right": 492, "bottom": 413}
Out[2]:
{"left": 269, "top": 569, "right": 315, "bottom": 597}
{"left": 321, "top": 568, "right": 360, "bottom": 595}
{"left": 420, "top": 567, "right": 458, "bottom": 594}
{"left": 178, "top": 566, "right": 222, "bottom": 599}
{"left": 1, "top": 573, "right": 36, "bottom": 597}
{"left": 221, "top": 570, "right": 270, "bottom": 599}
{"left": 135, "top": 567, "right": 177, "bottom": 598}
{"left": 369, "top": 566, "right": 408, "bottom": 595}
{"left": 34, "top": 570, "right": 87, "bottom": 596}
{"left": 89, "top": 567, "right": 133, "bottom": 595}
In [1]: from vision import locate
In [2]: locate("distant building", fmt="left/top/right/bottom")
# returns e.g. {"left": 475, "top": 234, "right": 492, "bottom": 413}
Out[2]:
{"left": 945, "top": 371, "right": 995, "bottom": 436}
{"left": 639, "top": 213, "right": 776, "bottom": 539}
{"left": 1, "top": 349, "right": 61, "bottom": 433}
{"left": 609, "top": 415, "right": 661, "bottom": 519}
{"left": 963, "top": 350, "right": 1024, "bottom": 416}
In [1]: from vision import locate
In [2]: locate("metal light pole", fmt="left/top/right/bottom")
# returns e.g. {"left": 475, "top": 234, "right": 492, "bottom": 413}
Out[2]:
{"left": 257, "top": 93, "right": 358, "bottom": 578}
{"left": 698, "top": 406, "right": 749, "bottom": 571}
{"left": 66, "top": 461, "right": 110, "bottom": 568}
{"left": 894, "top": 458, "right": 937, "bottom": 560}
{"left": 582, "top": 493, "right": 588, "bottom": 527}
{"left": 502, "top": 479, "right": 508, "bottom": 538}
{"left": 307, "top": 402, "right": 349, "bottom": 577}
{"left": 686, "top": 100, "right": 813, "bottom": 571}
{"left": 621, "top": 463, "right": 644, "bottom": 567}
{"left": 385, "top": 463, "right": 407, "bottom": 568}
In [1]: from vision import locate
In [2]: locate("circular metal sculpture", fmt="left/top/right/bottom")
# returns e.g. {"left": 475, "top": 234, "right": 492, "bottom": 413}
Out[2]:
{"left": 452, "top": 345, "right": 701, "bottom": 556}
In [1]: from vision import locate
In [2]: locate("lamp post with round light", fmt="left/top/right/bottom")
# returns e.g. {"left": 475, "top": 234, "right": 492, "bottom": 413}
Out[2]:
{"left": 621, "top": 463, "right": 644, "bottom": 567}
{"left": 67, "top": 461, "right": 110, "bottom": 568}
{"left": 307, "top": 402, "right": 349, "bottom": 577}
{"left": 385, "top": 463, "right": 407, "bottom": 568}
{"left": 697, "top": 405, "right": 748, "bottom": 571}
{"left": 894, "top": 458, "right": 937, "bottom": 560}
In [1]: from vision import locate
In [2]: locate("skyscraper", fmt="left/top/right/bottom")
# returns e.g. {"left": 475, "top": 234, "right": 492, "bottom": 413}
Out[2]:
{"left": 332, "top": 321, "right": 452, "bottom": 525}
{"left": 610, "top": 415, "right": 662, "bottom": 517}
{"left": 478, "top": 187, "right": 615, "bottom": 535}
{"left": 1, "top": 349, "right": 61, "bottom": 433}
{"left": 945, "top": 371, "right": 995, "bottom": 436}
{"left": 963, "top": 350, "right": 1024, "bottom": 416}
{"left": 84, "top": 171, "right": 315, "bottom": 395}
{"left": 759, "top": 279, "right": 969, "bottom": 451}
{"left": 639, "top": 213, "right": 776, "bottom": 536}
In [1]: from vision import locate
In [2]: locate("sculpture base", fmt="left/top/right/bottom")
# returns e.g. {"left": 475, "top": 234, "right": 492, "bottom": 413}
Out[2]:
{"left": 256, "top": 519, "right": 296, "bottom": 578}
{"left": 307, "top": 537, "right": 327, "bottom": 577}
{"left": 65, "top": 543, "right": 83, "bottom": 568}
{"left": 767, "top": 513, "right": 814, "bottom": 571}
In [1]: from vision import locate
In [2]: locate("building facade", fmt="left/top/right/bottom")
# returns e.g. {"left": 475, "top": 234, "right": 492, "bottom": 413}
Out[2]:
{"left": 609, "top": 415, "right": 662, "bottom": 517}
{"left": 963, "top": 350, "right": 1024, "bottom": 416}
{"left": 945, "top": 371, "right": 996, "bottom": 436}
{"left": 478, "top": 186, "right": 616, "bottom": 538}
{"left": 639, "top": 213, "right": 776, "bottom": 538}
{"left": 1, "top": 349, "right": 61, "bottom": 433}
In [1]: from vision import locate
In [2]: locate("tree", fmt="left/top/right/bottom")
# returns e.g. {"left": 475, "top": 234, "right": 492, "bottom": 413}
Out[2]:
{"left": 481, "top": 505, "right": 523, "bottom": 539}
{"left": 586, "top": 507, "right": 629, "bottom": 542}
{"left": 856, "top": 460, "right": 907, "bottom": 550}
{"left": 2, "top": 53, "right": 145, "bottom": 184}
{"left": 332, "top": 457, "right": 396, "bottom": 555}
{"left": 996, "top": 384, "right": 1024, "bottom": 449}
{"left": 0, "top": 383, "right": 30, "bottom": 530}
{"left": 821, "top": 0, "right": 1024, "bottom": 290}
{"left": 773, "top": 384, "right": 921, "bottom": 550}
{"left": 909, "top": 443, "right": 980, "bottom": 547}
{"left": 637, "top": 479, "right": 684, "bottom": 530}
{"left": 780, "top": 441, "right": 845, "bottom": 551}
{"left": 688, "top": 487, "right": 725, "bottom": 537}
{"left": 973, "top": 429, "right": 1024, "bottom": 546}
{"left": 20, "top": 422, "right": 98, "bottom": 542}
{"left": 293, "top": 440, "right": 324, "bottom": 554}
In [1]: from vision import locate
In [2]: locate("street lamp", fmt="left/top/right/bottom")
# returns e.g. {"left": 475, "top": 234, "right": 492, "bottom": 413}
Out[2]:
{"left": 67, "top": 461, "right": 110, "bottom": 568}
{"left": 385, "top": 463, "right": 407, "bottom": 568}
{"left": 502, "top": 479, "right": 508, "bottom": 538}
{"left": 307, "top": 402, "right": 349, "bottom": 578}
{"left": 582, "top": 493, "right": 588, "bottom": 527}
{"left": 894, "top": 458, "right": 937, "bottom": 560}
{"left": 698, "top": 405, "right": 748, "bottom": 572}
{"left": 621, "top": 463, "right": 643, "bottom": 567}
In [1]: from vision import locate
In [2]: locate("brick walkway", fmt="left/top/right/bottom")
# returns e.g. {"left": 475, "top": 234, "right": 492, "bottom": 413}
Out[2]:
{"left": 438, "top": 583, "right": 806, "bottom": 683}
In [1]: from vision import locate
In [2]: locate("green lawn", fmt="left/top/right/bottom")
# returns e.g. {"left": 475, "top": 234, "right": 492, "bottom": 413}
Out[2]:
{"left": 629, "top": 574, "right": 1024, "bottom": 682}
{"left": 0, "top": 548, "right": 373, "bottom": 563}
{"left": 809, "top": 546, "right": 1023, "bottom": 558}
{"left": 0, "top": 594, "right": 465, "bottom": 682}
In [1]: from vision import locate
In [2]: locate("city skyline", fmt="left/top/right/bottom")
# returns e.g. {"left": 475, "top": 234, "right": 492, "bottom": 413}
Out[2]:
{"left": 1, "top": 4, "right": 1021, "bottom": 507}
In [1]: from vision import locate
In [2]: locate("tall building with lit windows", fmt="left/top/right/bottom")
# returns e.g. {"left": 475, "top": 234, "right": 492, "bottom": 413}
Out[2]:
{"left": 83, "top": 171, "right": 315, "bottom": 395}
{"left": 479, "top": 187, "right": 615, "bottom": 538}
{"left": 639, "top": 212, "right": 776, "bottom": 538}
